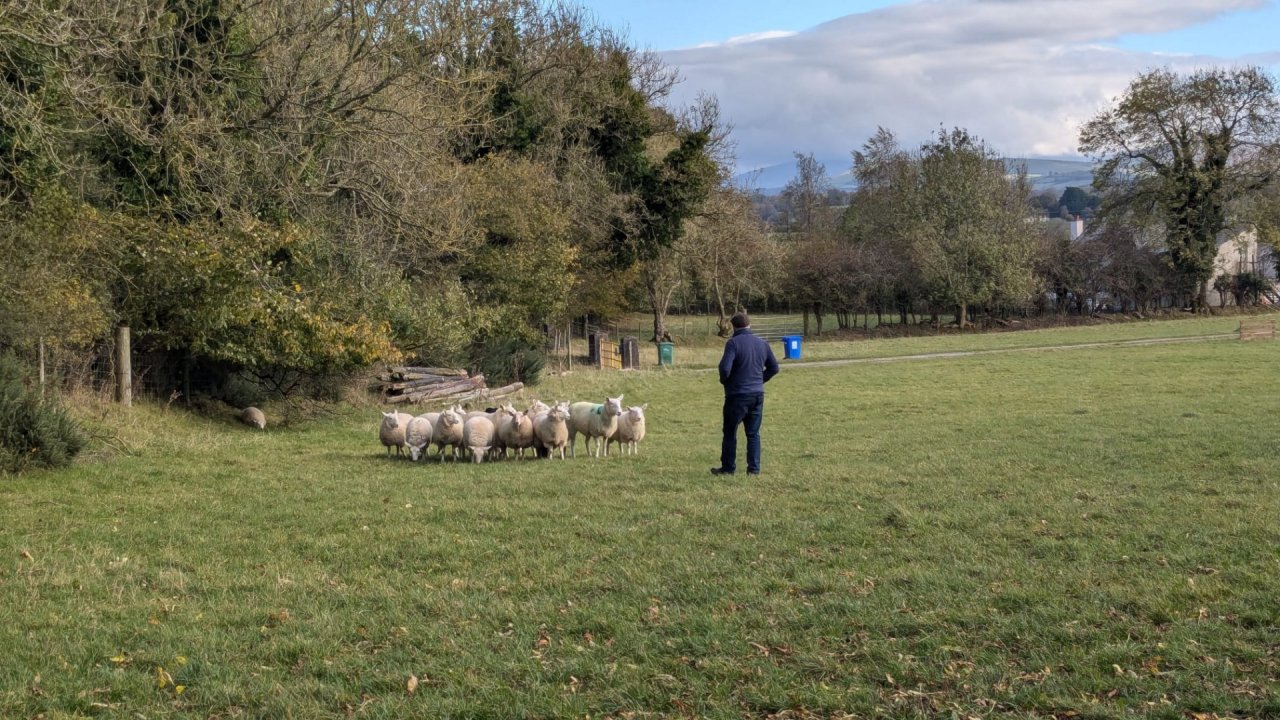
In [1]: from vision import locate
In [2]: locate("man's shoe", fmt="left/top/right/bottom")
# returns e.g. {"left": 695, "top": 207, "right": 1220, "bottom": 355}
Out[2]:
{"left": 709, "top": 467, "right": 734, "bottom": 476}
{"left": 747, "top": 470, "right": 760, "bottom": 475}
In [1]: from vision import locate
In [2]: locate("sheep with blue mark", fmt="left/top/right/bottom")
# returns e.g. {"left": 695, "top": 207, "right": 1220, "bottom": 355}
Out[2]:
{"left": 568, "top": 394, "right": 623, "bottom": 458}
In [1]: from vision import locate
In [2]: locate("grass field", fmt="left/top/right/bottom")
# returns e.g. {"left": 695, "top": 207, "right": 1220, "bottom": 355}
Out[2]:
{"left": 3, "top": 315, "right": 1279, "bottom": 718}
{"left": 597, "top": 313, "right": 1251, "bottom": 369}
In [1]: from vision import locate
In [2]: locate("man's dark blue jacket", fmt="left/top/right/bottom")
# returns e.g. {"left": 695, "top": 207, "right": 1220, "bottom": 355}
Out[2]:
{"left": 719, "top": 327, "right": 780, "bottom": 395}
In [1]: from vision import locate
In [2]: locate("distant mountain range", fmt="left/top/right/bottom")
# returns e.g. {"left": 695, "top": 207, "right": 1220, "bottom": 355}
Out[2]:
{"left": 735, "top": 156, "right": 1096, "bottom": 196}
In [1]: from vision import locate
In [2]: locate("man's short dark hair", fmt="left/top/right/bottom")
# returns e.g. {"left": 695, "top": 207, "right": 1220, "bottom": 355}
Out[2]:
{"left": 730, "top": 312, "right": 750, "bottom": 329}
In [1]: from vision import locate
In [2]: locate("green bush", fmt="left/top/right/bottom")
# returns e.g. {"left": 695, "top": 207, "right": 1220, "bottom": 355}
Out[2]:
{"left": 0, "top": 354, "right": 87, "bottom": 473}
{"left": 470, "top": 330, "right": 545, "bottom": 388}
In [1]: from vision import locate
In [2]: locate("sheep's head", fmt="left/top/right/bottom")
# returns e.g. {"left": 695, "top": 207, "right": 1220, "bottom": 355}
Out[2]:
{"left": 527, "top": 400, "right": 550, "bottom": 415}
{"left": 380, "top": 412, "right": 399, "bottom": 430}
{"left": 440, "top": 407, "right": 462, "bottom": 427}
{"left": 550, "top": 401, "right": 570, "bottom": 421}
{"left": 624, "top": 405, "right": 647, "bottom": 424}
{"left": 408, "top": 445, "right": 423, "bottom": 462}
{"left": 603, "top": 395, "right": 624, "bottom": 417}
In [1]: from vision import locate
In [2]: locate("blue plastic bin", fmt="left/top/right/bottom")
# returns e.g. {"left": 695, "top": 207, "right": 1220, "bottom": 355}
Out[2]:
{"left": 781, "top": 335, "right": 802, "bottom": 360}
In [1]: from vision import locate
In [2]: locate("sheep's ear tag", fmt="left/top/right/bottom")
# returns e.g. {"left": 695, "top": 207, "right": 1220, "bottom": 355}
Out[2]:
{"left": 593, "top": 406, "right": 601, "bottom": 415}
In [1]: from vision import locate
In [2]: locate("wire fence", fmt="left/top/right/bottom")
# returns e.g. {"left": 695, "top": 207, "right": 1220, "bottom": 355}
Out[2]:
{"left": 2, "top": 334, "right": 220, "bottom": 406}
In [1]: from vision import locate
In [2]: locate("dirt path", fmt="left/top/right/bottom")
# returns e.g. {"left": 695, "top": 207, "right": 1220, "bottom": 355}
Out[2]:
{"left": 695, "top": 333, "right": 1239, "bottom": 372}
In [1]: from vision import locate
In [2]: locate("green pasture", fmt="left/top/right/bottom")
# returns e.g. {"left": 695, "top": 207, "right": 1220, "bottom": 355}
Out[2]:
{"left": 598, "top": 312, "right": 1253, "bottom": 369}
{"left": 3, "top": 317, "right": 1279, "bottom": 718}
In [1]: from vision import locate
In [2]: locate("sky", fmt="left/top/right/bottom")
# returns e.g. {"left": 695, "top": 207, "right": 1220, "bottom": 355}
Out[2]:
{"left": 574, "top": 0, "right": 1280, "bottom": 174}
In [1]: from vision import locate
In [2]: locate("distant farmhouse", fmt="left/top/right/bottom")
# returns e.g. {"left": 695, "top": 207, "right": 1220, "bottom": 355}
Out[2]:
{"left": 1059, "top": 216, "right": 1279, "bottom": 309}
{"left": 1208, "top": 226, "right": 1276, "bottom": 308}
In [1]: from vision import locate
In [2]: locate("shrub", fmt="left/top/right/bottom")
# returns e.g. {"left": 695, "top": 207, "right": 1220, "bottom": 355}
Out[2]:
{"left": 470, "top": 330, "right": 545, "bottom": 387}
{"left": 0, "top": 354, "right": 87, "bottom": 473}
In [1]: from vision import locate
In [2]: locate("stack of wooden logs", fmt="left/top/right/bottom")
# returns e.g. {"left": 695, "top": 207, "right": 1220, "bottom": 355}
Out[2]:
{"left": 380, "top": 367, "right": 525, "bottom": 406}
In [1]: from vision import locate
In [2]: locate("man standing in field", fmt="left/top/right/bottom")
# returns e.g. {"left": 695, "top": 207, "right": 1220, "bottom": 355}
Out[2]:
{"left": 711, "top": 312, "right": 779, "bottom": 476}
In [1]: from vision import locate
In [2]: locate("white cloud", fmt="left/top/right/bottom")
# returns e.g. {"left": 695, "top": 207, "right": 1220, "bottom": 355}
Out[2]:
{"left": 659, "top": 0, "right": 1280, "bottom": 172}
{"left": 693, "top": 30, "right": 797, "bottom": 49}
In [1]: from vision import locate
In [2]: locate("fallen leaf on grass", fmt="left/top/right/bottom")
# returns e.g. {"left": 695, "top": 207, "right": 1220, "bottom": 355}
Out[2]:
{"left": 406, "top": 675, "right": 418, "bottom": 695}
{"left": 19, "top": 549, "right": 33, "bottom": 560}
{"left": 1015, "top": 667, "right": 1051, "bottom": 684}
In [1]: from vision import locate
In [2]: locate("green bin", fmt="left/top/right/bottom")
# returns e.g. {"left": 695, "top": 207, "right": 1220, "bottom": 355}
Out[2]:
{"left": 658, "top": 341, "right": 674, "bottom": 366}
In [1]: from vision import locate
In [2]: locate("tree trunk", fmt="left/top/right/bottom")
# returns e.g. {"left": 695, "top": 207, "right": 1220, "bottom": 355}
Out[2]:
{"left": 803, "top": 307, "right": 810, "bottom": 337}
{"left": 957, "top": 302, "right": 967, "bottom": 329}
{"left": 712, "top": 277, "right": 729, "bottom": 337}
{"left": 813, "top": 302, "right": 824, "bottom": 336}
{"left": 644, "top": 269, "right": 676, "bottom": 343}
{"left": 651, "top": 313, "right": 672, "bottom": 343}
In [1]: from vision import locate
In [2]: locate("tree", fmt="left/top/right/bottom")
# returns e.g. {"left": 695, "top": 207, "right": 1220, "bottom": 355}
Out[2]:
{"left": 845, "top": 128, "right": 925, "bottom": 325}
{"left": 683, "top": 187, "right": 783, "bottom": 335}
{"left": 1058, "top": 186, "right": 1097, "bottom": 217}
{"left": 628, "top": 98, "right": 722, "bottom": 341}
{"left": 913, "top": 129, "right": 1038, "bottom": 327}
{"left": 781, "top": 152, "right": 832, "bottom": 236}
{"left": 844, "top": 128, "right": 1038, "bottom": 329}
{"left": 1080, "top": 66, "right": 1280, "bottom": 310}
{"left": 0, "top": 0, "right": 729, "bottom": 399}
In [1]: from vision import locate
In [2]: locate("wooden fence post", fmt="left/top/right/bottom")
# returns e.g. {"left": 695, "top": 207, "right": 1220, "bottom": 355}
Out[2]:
{"left": 38, "top": 336, "right": 46, "bottom": 396}
{"left": 115, "top": 325, "right": 131, "bottom": 406}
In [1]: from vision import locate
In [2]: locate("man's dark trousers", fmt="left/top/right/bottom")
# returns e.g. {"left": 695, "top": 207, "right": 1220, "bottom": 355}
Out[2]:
{"left": 721, "top": 392, "right": 764, "bottom": 474}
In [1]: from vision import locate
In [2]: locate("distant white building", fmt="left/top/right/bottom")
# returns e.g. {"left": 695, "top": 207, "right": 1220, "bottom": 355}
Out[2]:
{"left": 1069, "top": 216, "right": 1084, "bottom": 241}
{"left": 1206, "top": 227, "right": 1271, "bottom": 307}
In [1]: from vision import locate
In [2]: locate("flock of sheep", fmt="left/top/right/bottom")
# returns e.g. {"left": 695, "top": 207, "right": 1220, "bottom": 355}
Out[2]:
{"left": 378, "top": 395, "right": 647, "bottom": 463}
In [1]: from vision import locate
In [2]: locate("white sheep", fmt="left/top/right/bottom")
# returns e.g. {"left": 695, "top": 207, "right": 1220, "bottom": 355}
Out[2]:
{"left": 533, "top": 401, "right": 571, "bottom": 460}
{"left": 464, "top": 408, "right": 503, "bottom": 457}
{"left": 463, "top": 415, "right": 496, "bottom": 464}
{"left": 240, "top": 407, "right": 266, "bottom": 430}
{"left": 418, "top": 412, "right": 441, "bottom": 459}
{"left": 569, "top": 395, "right": 623, "bottom": 458}
{"left": 379, "top": 411, "right": 413, "bottom": 457}
{"left": 405, "top": 414, "right": 435, "bottom": 461}
{"left": 433, "top": 405, "right": 465, "bottom": 462}
{"left": 608, "top": 404, "right": 647, "bottom": 456}
{"left": 496, "top": 404, "right": 535, "bottom": 459}
{"left": 526, "top": 399, "right": 550, "bottom": 416}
